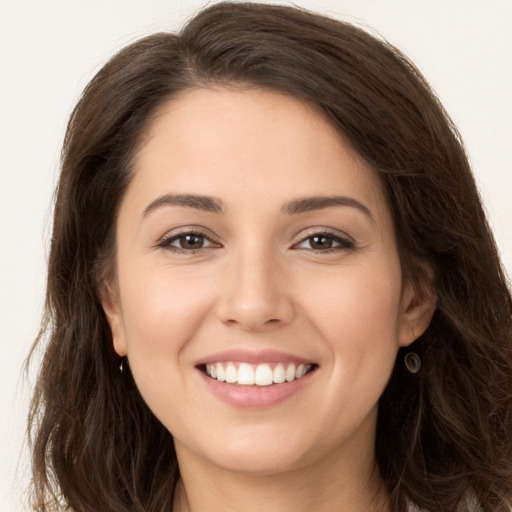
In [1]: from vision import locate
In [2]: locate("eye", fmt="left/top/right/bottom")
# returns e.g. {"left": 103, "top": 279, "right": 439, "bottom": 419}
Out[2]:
{"left": 158, "top": 231, "right": 219, "bottom": 252}
{"left": 296, "top": 232, "right": 354, "bottom": 252}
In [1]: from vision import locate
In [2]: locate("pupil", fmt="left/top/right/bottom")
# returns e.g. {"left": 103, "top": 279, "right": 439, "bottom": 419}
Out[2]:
{"left": 311, "top": 235, "right": 332, "bottom": 249}
{"left": 181, "top": 234, "right": 203, "bottom": 249}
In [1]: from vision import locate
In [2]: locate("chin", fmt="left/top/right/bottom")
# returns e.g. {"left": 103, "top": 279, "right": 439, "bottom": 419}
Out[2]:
{"left": 186, "top": 425, "right": 320, "bottom": 476}
{"left": 210, "top": 448, "right": 311, "bottom": 477}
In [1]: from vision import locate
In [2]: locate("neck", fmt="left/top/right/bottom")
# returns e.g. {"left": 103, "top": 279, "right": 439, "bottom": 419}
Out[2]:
{"left": 173, "top": 444, "right": 390, "bottom": 512}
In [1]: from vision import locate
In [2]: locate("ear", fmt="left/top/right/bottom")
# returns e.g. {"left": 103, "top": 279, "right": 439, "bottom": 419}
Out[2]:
{"left": 98, "top": 279, "right": 127, "bottom": 357}
{"left": 398, "top": 274, "right": 437, "bottom": 348}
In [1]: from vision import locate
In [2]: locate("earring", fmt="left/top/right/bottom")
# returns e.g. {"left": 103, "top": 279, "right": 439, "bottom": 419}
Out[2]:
{"left": 119, "top": 358, "right": 125, "bottom": 374}
{"left": 404, "top": 352, "right": 421, "bottom": 374}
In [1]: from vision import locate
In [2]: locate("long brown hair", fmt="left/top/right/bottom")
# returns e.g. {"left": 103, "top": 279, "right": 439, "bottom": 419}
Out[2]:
{"left": 28, "top": 2, "right": 512, "bottom": 511}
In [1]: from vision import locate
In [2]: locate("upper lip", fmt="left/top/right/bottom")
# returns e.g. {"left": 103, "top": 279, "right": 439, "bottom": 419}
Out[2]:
{"left": 195, "top": 348, "right": 316, "bottom": 367}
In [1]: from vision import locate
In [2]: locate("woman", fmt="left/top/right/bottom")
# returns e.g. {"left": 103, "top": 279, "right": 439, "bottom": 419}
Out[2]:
{"left": 28, "top": 2, "right": 512, "bottom": 511}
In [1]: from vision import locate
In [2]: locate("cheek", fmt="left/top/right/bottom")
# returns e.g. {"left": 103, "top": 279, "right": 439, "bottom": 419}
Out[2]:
{"left": 120, "top": 259, "right": 209, "bottom": 327}
{"left": 305, "top": 262, "right": 402, "bottom": 336}
{"left": 301, "top": 261, "right": 403, "bottom": 394}
{"left": 115, "top": 265, "right": 214, "bottom": 426}
{"left": 116, "top": 262, "right": 216, "bottom": 369}
{"left": 298, "top": 268, "right": 402, "bottom": 446}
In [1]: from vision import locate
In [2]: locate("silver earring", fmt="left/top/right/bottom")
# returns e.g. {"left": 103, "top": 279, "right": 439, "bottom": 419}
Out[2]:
{"left": 404, "top": 352, "right": 421, "bottom": 374}
{"left": 119, "top": 358, "right": 125, "bottom": 373}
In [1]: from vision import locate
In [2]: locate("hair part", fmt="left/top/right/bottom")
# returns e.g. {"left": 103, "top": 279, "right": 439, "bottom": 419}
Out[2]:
{"left": 28, "top": 3, "right": 512, "bottom": 511}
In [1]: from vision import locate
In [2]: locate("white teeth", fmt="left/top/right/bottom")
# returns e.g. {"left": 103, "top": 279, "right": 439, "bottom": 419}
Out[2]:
{"left": 205, "top": 362, "right": 313, "bottom": 386}
{"left": 296, "top": 364, "right": 307, "bottom": 378}
{"left": 225, "top": 363, "right": 238, "bottom": 383}
{"left": 237, "top": 363, "right": 255, "bottom": 385}
{"left": 254, "top": 364, "right": 273, "bottom": 386}
{"left": 273, "top": 363, "right": 286, "bottom": 384}
{"left": 285, "top": 364, "right": 296, "bottom": 382}
{"left": 216, "top": 363, "right": 226, "bottom": 382}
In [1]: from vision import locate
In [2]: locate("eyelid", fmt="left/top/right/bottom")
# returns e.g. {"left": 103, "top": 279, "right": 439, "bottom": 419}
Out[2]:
{"left": 292, "top": 227, "right": 355, "bottom": 251}
{"left": 154, "top": 225, "right": 354, "bottom": 253}
{"left": 156, "top": 226, "right": 222, "bottom": 251}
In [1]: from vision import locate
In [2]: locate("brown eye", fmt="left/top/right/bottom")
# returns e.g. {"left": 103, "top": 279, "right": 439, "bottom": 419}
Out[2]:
{"left": 159, "top": 232, "right": 218, "bottom": 251}
{"left": 296, "top": 232, "right": 354, "bottom": 252}
{"left": 178, "top": 234, "right": 205, "bottom": 249}
{"left": 308, "top": 235, "right": 334, "bottom": 250}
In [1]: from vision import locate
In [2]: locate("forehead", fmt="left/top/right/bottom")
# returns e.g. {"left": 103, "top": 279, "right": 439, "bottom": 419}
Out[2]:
{"left": 128, "top": 86, "right": 389, "bottom": 220}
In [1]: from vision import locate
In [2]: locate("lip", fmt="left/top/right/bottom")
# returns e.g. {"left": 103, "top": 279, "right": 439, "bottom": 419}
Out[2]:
{"left": 195, "top": 348, "right": 314, "bottom": 366}
{"left": 198, "top": 368, "right": 316, "bottom": 408}
{"left": 195, "top": 349, "right": 318, "bottom": 409}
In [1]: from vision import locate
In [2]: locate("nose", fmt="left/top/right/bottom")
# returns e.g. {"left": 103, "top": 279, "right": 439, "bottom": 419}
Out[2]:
{"left": 215, "top": 246, "right": 295, "bottom": 332}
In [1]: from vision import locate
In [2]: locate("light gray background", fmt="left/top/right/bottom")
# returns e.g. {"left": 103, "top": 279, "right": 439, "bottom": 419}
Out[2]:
{"left": 1, "top": 1, "right": 511, "bottom": 510}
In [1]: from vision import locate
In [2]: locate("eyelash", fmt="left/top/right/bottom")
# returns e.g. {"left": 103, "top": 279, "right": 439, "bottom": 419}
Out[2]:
{"left": 294, "top": 230, "right": 355, "bottom": 253}
{"left": 157, "top": 229, "right": 355, "bottom": 254}
{"left": 157, "top": 231, "right": 219, "bottom": 253}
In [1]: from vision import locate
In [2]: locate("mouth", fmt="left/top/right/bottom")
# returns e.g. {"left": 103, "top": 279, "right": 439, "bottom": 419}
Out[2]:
{"left": 199, "top": 362, "right": 318, "bottom": 386}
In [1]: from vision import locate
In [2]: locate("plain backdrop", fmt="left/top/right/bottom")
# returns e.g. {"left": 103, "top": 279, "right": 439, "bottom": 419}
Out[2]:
{"left": 1, "top": 1, "right": 511, "bottom": 510}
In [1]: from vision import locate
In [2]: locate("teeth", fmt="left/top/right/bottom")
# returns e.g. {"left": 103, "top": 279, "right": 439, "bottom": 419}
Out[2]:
{"left": 273, "top": 363, "right": 286, "bottom": 384}
{"left": 225, "top": 363, "right": 238, "bottom": 383}
{"left": 237, "top": 363, "right": 255, "bottom": 385}
{"left": 216, "top": 363, "right": 226, "bottom": 382}
{"left": 296, "top": 364, "right": 307, "bottom": 378}
{"left": 254, "top": 364, "right": 273, "bottom": 386}
{"left": 205, "top": 362, "right": 312, "bottom": 386}
{"left": 285, "top": 364, "right": 296, "bottom": 382}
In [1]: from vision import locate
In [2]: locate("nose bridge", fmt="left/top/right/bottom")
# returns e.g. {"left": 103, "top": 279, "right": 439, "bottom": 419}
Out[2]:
{"left": 217, "top": 239, "right": 293, "bottom": 330}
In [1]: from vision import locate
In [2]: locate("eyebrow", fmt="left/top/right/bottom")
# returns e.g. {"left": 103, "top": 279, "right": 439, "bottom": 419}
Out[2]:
{"left": 142, "top": 194, "right": 224, "bottom": 218}
{"left": 141, "top": 193, "right": 373, "bottom": 221}
{"left": 282, "top": 196, "right": 374, "bottom": 221}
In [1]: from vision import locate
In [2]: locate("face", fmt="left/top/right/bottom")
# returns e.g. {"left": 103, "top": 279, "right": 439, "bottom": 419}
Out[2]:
{"left": 103, "top": 87, "right": 432, "bottom": 477}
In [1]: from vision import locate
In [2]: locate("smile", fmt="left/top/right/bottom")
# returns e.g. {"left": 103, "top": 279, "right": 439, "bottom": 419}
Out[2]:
{"left": 204, "top": 362, "right": 314, "bottom": 386}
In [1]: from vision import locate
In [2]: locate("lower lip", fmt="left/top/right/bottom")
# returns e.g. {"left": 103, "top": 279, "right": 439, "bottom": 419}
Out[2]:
{"left": 198, "top": 369, "right": 315, "bottom": 408}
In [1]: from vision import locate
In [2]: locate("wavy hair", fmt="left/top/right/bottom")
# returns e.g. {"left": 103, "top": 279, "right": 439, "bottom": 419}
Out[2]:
{"left": 28, "top": 2, "right": 512, "bottom": 511}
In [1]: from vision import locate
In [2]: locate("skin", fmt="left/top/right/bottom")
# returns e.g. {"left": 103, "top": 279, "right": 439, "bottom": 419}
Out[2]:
{"left": 102, "top": 87, "right": 435, "bottom": 512}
